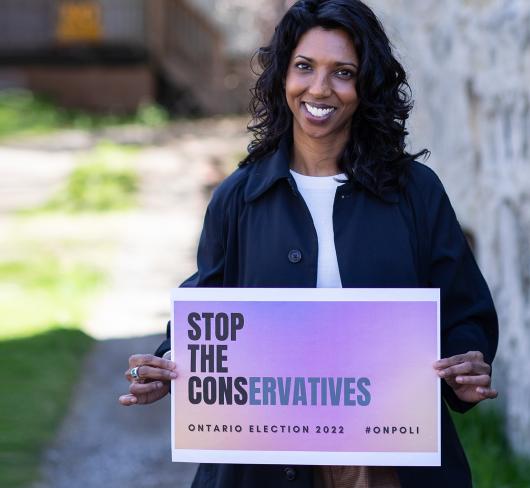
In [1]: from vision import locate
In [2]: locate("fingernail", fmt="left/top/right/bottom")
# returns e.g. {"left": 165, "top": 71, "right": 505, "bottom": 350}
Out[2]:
{"left": 130, "top": 396, "right": 137, "bottom": 403}
{"left": 477, "top": 387, "right": 485, "bottom": 394}
{"left": 157, "top": 382, "right": 163, "bottom": 389}
{"left": 170, "top": 372, "right": 178, "bottom": 379}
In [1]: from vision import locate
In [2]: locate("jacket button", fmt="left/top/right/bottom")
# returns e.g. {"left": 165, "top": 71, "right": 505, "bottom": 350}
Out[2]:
{"left": 284, "top": 467, "right": 297, "bottom": 481}
{"left": 288, "top": 249, "right": 302, "bottom": 263}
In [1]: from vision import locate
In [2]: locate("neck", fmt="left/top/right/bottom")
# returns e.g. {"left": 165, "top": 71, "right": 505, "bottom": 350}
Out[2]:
{"left": 290, "top": 125, "right": 348, "bottom": 176}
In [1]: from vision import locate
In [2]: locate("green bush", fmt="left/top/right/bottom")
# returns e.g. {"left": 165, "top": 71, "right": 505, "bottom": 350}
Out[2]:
{"left": 0, "top": 90, "right": 68, "bottom": 138}
{"left": 41, "top": 142, "right": 139, "bottom": 212}
{"left": 135, "top": 103, "right": 169, "bottom": 127}
{"left": 454, "top": 407, "right": 530, "bottom": 488}
{"left": 0, "top": 89, "right": 169, "bottom": 140}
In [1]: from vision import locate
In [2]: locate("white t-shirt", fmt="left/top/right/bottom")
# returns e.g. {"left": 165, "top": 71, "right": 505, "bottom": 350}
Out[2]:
{"left": 290, "top": 170, "right": 346, "bottom": 288}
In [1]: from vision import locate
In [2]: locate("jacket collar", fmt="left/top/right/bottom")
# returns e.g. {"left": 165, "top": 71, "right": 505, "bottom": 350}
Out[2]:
{"left": 244, "top": 137, "right": 292, "bottom": 203}
{"left": 243, "top": 136, "right": 399, "bottom": 204}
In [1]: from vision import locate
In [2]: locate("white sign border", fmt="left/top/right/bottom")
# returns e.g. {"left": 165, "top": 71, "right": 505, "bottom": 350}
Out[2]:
{"left": 170, "top": 287, "right": 441, "bottom": 466}
{"left": 171, "top": 449, "right": 439, "bottom": 466}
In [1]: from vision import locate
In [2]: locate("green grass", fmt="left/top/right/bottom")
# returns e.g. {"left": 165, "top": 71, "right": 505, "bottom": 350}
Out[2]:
{"left": 0, "top": 249, "right": 104, "bottom": 486}
{"left": 0, "top": 255, "right": 105, "bottom": 339}
{"left": 0, "top": 328, "right": 94, "bottom": 487}
{"left": 22, "top": 141, "right": 140, "bottom": 215}
{"left": 454, "top": 407, "right": 530, "bottom": 488}
{"left": 0, "top": 89, "right": 169, "bottom": 140}
{"left": 0, "top": 91, "right": 152, "bottom": 486}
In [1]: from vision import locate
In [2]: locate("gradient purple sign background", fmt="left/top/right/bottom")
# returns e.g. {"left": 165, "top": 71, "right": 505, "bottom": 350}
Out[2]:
{"left": 171, "top": 288, "right": 440, "bottom": 466}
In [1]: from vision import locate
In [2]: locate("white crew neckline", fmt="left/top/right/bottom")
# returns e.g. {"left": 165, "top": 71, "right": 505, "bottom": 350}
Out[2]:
{"left": 289, "top": 169, "right": 347, "bottom": 189}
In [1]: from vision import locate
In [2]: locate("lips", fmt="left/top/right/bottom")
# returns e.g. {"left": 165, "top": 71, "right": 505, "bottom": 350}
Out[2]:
{"left": 303, "top": 102, "right": 336, "bottom": 119}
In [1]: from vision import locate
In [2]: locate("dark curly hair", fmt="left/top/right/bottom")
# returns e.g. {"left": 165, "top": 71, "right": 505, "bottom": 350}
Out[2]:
{"left": 240, "top": 0, "right": 429, "bottom": 194}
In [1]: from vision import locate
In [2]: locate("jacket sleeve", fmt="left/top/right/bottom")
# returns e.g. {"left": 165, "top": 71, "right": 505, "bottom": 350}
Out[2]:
{"left": 155, "top": 193, "right": 227, "bottom": 358}
{"left": 422, "top": 171, "right": 499, "bottom": 413}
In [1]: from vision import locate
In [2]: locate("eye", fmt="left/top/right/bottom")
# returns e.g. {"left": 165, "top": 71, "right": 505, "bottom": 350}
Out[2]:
{"left": 294, "top": 62, "right": 311, "bottom": 71}
{"left": 335, "top": 69, "right": 356, "bottom": 79}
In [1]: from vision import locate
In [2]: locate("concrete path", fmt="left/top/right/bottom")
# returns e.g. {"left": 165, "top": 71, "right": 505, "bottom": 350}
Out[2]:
{"left": 85, "top": 119, "right": 249, "bottom": 340}
{"left": 0, "top": 147, "right": 76, "bottom": 214}
{"left": 1, "top": 118, "right": 249, "bottom": 488}
{"left": 33, "top": 335, "right": 198, "bottom": 488}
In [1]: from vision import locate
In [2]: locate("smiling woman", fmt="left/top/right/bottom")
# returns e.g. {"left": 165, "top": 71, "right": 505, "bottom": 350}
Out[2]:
{"left": 242, "top": 0, "right": 431, "bottom": 194}
{"left": 119, "top": 2, "right": 499, "bottom": 488}
{"left": 286, "top": 28, "right": 360, "bottom": 174}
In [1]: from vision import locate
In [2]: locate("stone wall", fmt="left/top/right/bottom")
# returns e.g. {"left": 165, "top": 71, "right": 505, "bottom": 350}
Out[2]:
{"left": 367, "top": 0, "right": 530, "bottom": 455}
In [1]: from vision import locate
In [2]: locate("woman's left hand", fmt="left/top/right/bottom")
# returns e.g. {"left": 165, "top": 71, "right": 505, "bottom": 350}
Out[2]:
{"left": 433, "top": 351, "right": 498, "bottom": 404}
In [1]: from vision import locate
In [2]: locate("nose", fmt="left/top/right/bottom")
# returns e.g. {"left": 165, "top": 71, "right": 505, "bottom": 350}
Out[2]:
{"left": 308, "top": 72, "right": 332, "bottom": 98}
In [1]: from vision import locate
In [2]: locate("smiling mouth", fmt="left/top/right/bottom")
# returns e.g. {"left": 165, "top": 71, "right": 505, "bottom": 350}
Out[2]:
{"left": 303, "top": 102, "right": 336, "bottom": 118}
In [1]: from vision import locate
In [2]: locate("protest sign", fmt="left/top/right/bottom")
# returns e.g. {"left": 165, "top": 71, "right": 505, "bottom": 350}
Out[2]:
{"left": 171, "top": 288, "right": 440, "bottom": 466}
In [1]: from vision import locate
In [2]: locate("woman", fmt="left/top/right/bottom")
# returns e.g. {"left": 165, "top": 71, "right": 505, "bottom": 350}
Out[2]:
{"left": 119, "top": 1, "right": 498, "bottom": 487}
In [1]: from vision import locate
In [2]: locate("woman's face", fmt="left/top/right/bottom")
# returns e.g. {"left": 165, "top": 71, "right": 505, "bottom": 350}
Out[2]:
{"left": 285, "top": 27, "right": 360, "bottom": 142}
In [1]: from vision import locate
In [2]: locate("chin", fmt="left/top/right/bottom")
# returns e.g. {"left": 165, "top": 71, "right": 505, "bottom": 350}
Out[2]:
{"left": 305, "top": 129, "right": 333, "bottom": 139}
{"left": 298, "top": 121, "right": 343, "bottom": 141}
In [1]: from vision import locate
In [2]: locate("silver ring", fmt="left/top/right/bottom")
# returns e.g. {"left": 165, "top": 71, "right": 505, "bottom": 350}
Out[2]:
{"left": 130, "top": 366, "right": 141, "bottom": 380}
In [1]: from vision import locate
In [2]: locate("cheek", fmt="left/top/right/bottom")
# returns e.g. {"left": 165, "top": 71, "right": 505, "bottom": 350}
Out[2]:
{"left": 285, "top": 72, "right": 304, "bottom": 100}
{"left": 336, "top": 85, "right": 359, "bottom": 111}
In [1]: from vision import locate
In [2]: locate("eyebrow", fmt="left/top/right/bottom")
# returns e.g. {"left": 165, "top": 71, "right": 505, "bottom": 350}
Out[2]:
{"left": 294, "top": 54, "right": 358, "bottom": 69}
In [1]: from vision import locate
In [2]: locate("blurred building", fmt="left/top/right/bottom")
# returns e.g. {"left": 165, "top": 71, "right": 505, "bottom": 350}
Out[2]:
{"left": 163, "top": 0, "right": 291, "bottom": 114}
{"left": 0, "top": 0, "right": 299, "bottom": 115}
{"left": 0, "top": 0, "right": 233, "bottom": 114}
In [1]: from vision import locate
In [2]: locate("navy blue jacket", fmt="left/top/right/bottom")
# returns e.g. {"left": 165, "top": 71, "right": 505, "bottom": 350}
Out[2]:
{"left": 156, "top": 139, "right": 498, "bottom": 488}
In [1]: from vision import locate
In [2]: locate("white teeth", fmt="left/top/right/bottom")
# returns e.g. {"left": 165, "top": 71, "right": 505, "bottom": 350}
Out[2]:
{"left": 305, "top": 103, "right": 334, "bottom": 118}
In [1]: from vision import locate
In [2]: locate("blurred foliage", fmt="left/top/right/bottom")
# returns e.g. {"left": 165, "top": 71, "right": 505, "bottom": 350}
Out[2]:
{"left": 453, "top": 407, "right": 530, "bottom": 488}
{"left": 135, "top": 103, "right": 170, "bottom": 127}
{"left": 0, "top": 328, "right": 94, "bottom": 487}
{"left": 35, "top": 142, "right": 140, "bottom": 213}
{"left": 0, "top": 237, "right": 103, "bottom": 485}
{"left": 0, "top": 89, "right": 169, "bottom": 140}
{"left": 0, "top": 254, "right": 105, "bottom": 339}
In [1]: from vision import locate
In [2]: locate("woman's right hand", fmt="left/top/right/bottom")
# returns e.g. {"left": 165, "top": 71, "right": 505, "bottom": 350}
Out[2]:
{"left": 119, "top": 354, "right": 178, "bottom": 406}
